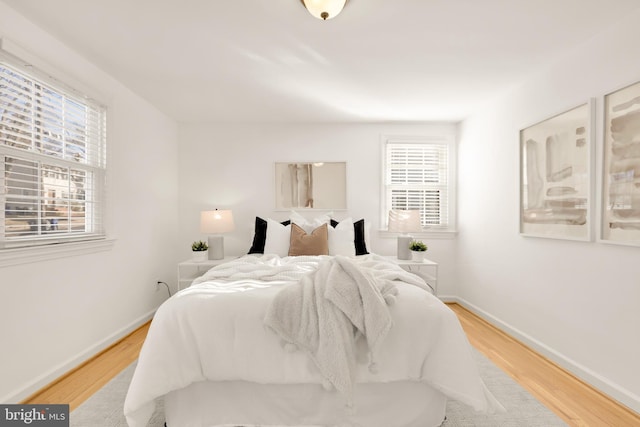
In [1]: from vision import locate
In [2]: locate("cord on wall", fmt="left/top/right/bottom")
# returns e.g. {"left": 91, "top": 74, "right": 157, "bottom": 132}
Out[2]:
{"left": 157, "top": 281, "right": 171, "bottom": 298}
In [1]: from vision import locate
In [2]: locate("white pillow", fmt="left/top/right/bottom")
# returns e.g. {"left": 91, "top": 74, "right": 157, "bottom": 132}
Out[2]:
{"left": 289, "top": 210, "right": 307, "bottom": 227}
{"left": 290, "top": 210, "right": 333, "bottom": 234}
{"left": 328, "top": 217, "right": 356, "bottom": 256}
{"left": 264, "top": 218, "right": 291, "bottom": 257}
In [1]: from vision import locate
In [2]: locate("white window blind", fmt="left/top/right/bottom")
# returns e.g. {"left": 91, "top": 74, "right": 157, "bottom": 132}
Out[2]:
{"left": 384, "top": 140, "right": 451, "bottom": 229}
{"left": 0, "top": 51, "right": 107, "bottom": 249}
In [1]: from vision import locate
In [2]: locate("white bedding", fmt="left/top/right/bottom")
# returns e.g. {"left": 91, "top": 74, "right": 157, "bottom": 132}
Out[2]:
{"left": 124, "top": 254, "right": 504, "bottom": 427}
{"left": 164, "top": 380, "right": 448, "bottom": 427}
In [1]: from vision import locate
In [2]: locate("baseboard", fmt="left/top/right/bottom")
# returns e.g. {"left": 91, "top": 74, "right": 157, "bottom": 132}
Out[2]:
{"left": 2, "top": 309, "right": 155, "bottom": 404}
{"left": 438, "top": 294, "right": 457, "bottom": 303}
{"left": 453, "top": 296, "right": 640, "bottom": 415}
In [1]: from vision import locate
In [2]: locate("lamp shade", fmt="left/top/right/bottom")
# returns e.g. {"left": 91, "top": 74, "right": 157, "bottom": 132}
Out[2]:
{"left": 301, "top": 0, "right": 347, "bottom": 20}
{"left": 200, "top": 210, "right": 235, "bottom": 234}
{"left": 388, "top": 209, "right": 422, "bottom": 233}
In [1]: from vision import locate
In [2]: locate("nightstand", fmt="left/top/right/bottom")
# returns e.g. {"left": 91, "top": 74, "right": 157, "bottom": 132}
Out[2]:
{"left": 384, "top": 255, "right": 438, "bottom": 296}
{"left": 177, "top": 256, "right": 236, "bottom": 291}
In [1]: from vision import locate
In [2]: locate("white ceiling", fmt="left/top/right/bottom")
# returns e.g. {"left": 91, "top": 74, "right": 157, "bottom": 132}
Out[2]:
{"left": 3, "top": 0, "right": 640, "bottom": 123}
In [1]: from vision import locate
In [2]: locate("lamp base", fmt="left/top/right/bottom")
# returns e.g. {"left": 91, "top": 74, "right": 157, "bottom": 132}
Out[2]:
{"left": 208, "top": 235, "right": 224, "bottom": 260}
{"left": 397, "top": 235, "right": 412, "bottom": 260}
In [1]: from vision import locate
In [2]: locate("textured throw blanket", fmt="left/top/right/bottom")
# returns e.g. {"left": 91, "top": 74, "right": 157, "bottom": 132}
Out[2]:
{"left": 263, "top": 256, "right": 397, "bottom": 404}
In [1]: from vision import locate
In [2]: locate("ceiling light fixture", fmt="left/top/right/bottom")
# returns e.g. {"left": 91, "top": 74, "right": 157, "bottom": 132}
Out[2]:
{"left": 300, "top": 0, "right": 348, "bottom": 21}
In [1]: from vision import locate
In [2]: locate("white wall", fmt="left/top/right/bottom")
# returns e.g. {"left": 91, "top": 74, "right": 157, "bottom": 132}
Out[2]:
{"left": 178, "top": 122, "right": 458, "bottom": 297}
{"left": 0, "top": 4, "right": 180, "bottom": 402}
{"left": 458, "top": 9, "right": 640, "bottom": 412}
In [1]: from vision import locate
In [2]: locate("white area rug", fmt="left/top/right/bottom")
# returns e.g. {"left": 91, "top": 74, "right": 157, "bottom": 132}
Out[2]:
{"left": 442, "top": 351, "right": 567, "bottom": 426}
{"left": 70, "top": 350, "right": 567, "bottom": 427}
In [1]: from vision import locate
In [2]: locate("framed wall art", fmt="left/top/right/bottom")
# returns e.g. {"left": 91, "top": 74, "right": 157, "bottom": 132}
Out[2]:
{"left": 601, "top": 80, "right": 640, "bottom": 245}
{"left": 520, "top": 101, "right": 594, "bottom": 241}
{"left": 274, "top": 162, "right": 347, "bottom": 210}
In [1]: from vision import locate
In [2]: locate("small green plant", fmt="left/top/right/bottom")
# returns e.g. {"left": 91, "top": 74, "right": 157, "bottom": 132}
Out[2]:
{"left": 191, "top": 240, "right": 209, "bottom": 251}
{"left": 409, "top": 240, "right": 427, "bottom": 252}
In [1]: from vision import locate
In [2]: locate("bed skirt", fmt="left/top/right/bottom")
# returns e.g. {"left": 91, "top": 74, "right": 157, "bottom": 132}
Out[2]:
{"left": 165, "top": 380, "right": 447, "bottom": 427}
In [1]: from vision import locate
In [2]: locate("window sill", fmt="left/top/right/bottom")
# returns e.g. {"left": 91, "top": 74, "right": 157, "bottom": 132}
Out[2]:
{"left": 0, "top": 238, "right": 115, "bottom": 268}
{"left": 378, "top": 230, "right": 458, "bottom": 240}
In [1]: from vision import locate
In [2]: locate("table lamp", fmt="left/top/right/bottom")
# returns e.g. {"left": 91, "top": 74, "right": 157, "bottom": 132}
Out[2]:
{"left": 200, "top": 209, "right": 235, "bottom": 260}
{"left": 388, "top": 209, "right": 422, "bottom": 260}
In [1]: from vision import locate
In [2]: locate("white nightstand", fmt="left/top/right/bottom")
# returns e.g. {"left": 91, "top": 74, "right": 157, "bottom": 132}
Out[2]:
{"left": 384, "top": 255, "right": 438, "bottom": 296}
{"left": 177, "top": 256, "right": 236, "bottom": 291}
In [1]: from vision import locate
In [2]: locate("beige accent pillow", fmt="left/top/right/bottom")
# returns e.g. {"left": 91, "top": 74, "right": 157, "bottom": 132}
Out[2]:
{"left": 288, "top": 223, "right": 329, "bottom": 256}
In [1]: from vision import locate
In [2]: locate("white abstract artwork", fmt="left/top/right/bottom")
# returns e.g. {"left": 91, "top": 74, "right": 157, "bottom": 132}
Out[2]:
{"left": 602, "top": 81, "right": 640, "bottom": 245}
{"left": 520, "top": 102, "right": 593, "bottom": 240}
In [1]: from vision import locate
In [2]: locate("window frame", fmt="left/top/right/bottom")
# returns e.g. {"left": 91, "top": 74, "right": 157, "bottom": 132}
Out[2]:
{"left": 380, "top": 134, "right": 457, "bottom": 238}
{"left": 0, "top": 48, "right": 109, "bottom": 260}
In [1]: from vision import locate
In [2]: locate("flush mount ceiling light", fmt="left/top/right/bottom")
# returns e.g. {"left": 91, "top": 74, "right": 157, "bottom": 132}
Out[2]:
{"left": 300, "top": 0, "right": 348, "bottom": 20}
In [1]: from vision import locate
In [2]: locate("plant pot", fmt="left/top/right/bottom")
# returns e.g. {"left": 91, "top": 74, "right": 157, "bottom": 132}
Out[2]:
{"left": 411, "top": 250, "right": 426, "bottom": 262}
{"left": 192, "top": 250, "right": 208, "bottom": 262}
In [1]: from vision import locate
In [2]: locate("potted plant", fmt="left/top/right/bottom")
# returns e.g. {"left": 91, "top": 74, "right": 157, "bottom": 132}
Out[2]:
{"left": 191, "top": 240, "right": 209, "bottom": 262}
{"left": 409, "top": 240, "right": 428, "bottom": 262}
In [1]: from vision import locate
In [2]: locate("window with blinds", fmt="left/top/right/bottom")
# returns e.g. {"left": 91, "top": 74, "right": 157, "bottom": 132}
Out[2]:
{"left": 384, "top": 139, "right": 452, "bottom": 229}
{"left": 0, "top": 51, "right": 107, "bottom": 249}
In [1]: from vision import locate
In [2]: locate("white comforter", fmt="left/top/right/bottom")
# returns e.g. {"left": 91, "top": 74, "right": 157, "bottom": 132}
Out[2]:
{"left": 124, "top": 254, "right": 503, "bottom": 427}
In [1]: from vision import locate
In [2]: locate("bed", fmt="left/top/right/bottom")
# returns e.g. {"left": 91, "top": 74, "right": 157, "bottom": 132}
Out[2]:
{"left": 124, "top": 217, "right": 504, "bottom": 427}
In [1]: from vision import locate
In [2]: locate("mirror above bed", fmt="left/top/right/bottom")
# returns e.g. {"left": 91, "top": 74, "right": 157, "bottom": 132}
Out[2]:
{"left": 275, "top": 162, "right": 347, "bottom": 210}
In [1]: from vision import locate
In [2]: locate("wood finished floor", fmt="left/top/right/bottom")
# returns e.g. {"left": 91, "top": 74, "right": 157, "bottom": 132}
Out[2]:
{"left": 22, "top": 303, "right": 640, "bottom": 426}
{"left": 448, "top": 303, "right": 640, "bottom": 427}
{"left": 22, "top": 322, "right": 149, "bottom": 411}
